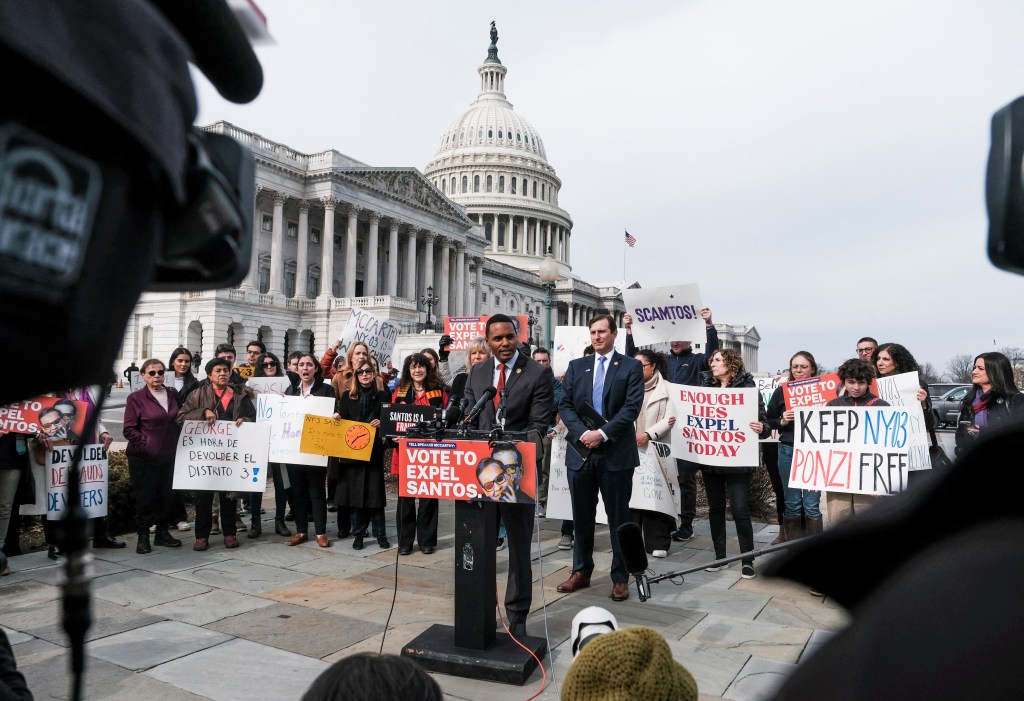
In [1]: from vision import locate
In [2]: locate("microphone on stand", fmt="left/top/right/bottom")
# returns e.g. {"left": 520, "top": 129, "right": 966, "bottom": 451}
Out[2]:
{"left": 462, "top": 386, "right": 496, "bottom": 425}
{"left": 444, "top": 396, "right": 468, "bottom": 427}
{"left": 496, "top": 388, "right": 509, "bottom": 430}
{"left": 617, "top": 522, "right": 651, "bottom": 601}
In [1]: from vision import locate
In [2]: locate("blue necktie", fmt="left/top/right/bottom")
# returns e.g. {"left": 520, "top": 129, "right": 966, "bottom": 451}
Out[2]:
{"left": 593, "top": 356, "right": 606, "bottom": 416}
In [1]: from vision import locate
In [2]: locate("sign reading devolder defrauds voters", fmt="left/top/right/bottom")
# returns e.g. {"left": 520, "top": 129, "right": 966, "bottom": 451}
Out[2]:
{"left": 621, "top": 283, "right": 705, "bottom": 347}
{"left": 256, "top": 394, "right": 336, "bottom": 466}
{"left": 173, "top": 420, "right": 270, "bottom": 492}
{"left": 396, "top": 439, "right": 537, "bottom": 502}
{"left": 339, "top": 306, "right": 399, "bottom": 368}
{"left": 668, "top": 384, "right": 759, "bottom": 467}
{"left": 790, "top": 406, "right": 911, "bottom": 496}
{"left": 46, "top": 444, "right": 108, "bottom": 520}
{"left": 443, "top": 315, "right": 529, "bottom": 351}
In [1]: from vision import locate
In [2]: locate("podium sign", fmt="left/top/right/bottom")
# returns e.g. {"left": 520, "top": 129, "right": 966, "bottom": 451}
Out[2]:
{"left": 395, "top": 439, "right": 536, "bottom": 502}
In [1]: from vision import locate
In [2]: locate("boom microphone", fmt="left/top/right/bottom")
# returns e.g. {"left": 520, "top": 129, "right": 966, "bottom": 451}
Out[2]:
{"left": 462, "top": 386, "right": 496, "bottom": 425}
{"left": 148, "top": 0, "right": 264, "bottom": 103}
{"left": 617, "top": 522, "right": 651, "bottom": 601}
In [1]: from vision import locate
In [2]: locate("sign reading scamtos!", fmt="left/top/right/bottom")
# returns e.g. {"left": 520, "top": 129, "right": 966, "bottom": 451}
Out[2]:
{"left": 790, "top": 406, "right": 911, "bottom": 496}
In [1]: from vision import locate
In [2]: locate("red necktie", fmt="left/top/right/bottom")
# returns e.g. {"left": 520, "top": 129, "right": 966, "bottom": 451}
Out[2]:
{"left": 494, "top": 363, "right": 506, "bottom": 409}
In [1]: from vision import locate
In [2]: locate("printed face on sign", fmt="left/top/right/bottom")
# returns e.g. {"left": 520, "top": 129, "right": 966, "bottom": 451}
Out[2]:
{"left": 476, "top": 459, "right": 510, "bottom": 500}
{"left": 491, "top": 445, "right": 524, "bottom": 489}
{"left": 38, "top": 407, "right": 68, "bottom": 438}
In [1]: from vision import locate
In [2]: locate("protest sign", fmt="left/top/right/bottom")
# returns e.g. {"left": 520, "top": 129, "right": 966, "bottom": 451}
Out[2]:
{"left": 545, "top": 424, "right": 573, "bottom": 520}
{"left": 396, "top": 439, "right": 537, "bottom": 502}
{"left": 299, "top": 415, "right": 376, "bottom": 460}
{"left": 246, "top": 376, "right": 290, "bottom": 396}
{"left": 756, "top": 375, "right": 782, "bottom": 442}
{"left": 874, "top": 371, "right": 931, "bottom": 470}
{"left": 339, "top": 306, "right": 400, "bottom": 368}
{"left": 256, "top": 394, "right": 335, "bottom": 466}
{"left": 0, "top": 396, "right": 89, "bottom": 436}
{"left": 443, "top": 315, "right": 529, "bottom": 351}
{"left": 668, "top": 383, "right": 759, "bottom": 467}
{"left": 783, "top": 374, "right": 841, "bottom": 410}
{"left": 551, "top": 326, "right": 627, "bottom": 376}
{"left": 46, "top": 444, "right": 108, "bottom": 520}
{"left": 790, "top": 406, "right": 910, "bottom": 495}
{"left": 379, "top": 403, "right": 436, "bottom": 437}
{"left": 128, "top": 371, "right": 144, "bottom": 392}
{"left": 234, "top": 365, "right": 255, "bottom": 379}
{"left": 173, "top": 420, "right": 270, "bottom": 492}
{"left": 621, "top": 284, "right": 705, "bottom": 347}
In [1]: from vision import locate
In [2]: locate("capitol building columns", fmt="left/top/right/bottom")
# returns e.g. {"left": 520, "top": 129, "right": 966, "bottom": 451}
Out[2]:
{"left": 343, "top": 206, "right": 359, "bottom": 298}
{"left": 319, "top": 196, "right": 337, "bottom": 299}
{"left": 387, "top": 220, "right": 400, "bottom": 296}
{"left": 295, "top": 201, "right": 310, "bottom": 298}
{"left": 268, "top": 192, "right": 288, "bottom": 296}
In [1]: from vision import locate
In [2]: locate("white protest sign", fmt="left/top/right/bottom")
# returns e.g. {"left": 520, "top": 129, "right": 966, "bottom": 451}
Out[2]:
{"left": 622, "top": 284, "right": 705, "bottom": 347}
{"left": 544, "top": 423, "right": 574, "bottom": 521}
{"left": 790, "top": 406, "right": 911, "bottom": 495}
{"left": 260, "top": 395, "right": 336, "bottom": 466}
{"left": 873, "top": 371, "right": 931, "bottom": 471}
{"left": 624, "top": 442, "right": 678, "bottom": 520}
{"left": 339, "top": 306, "right": 399, "bottom": 368}
{"left": 173, "top": 420, "right": 271, "bottom": 492}
{"left": 551, "top": 326, "right": 627, "bottom": 376}
{"left": 246, "top": 376, "right": 290, "bottom": 396}
{"left": 668, "top": 383, "right": 759, "bottom": 467}
{"left": 756, "top": 375, "right": 782, "bottom": 443}
{"left": 46, "top": 444, "right": 108, "bottom": 520}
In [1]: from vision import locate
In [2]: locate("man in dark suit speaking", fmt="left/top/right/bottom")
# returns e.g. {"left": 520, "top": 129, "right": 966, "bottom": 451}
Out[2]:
{"left": 556, "top": 314, "right": 644, "bottom": 602}
{"left": 464, "top": 314, "right": 555, "bottom": 638}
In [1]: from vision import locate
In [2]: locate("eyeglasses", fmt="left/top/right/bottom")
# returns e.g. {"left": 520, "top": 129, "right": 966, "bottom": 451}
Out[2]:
{"left": 261, "top": 361, "right": 278, "bottom": 368}
{"left": 480, "top": 472, "right": 507, "bottom": 491}
{"left": 640, "top": 363, "right": 652, "bottom": 369}
{"left": 147, "top": 369, "right": 165, "bottom": 376}
{"left": 356, "top": 368, "right": 375, "bottom": 375}
{"left": 856, "top": 347, "right": 874, "bottom": 354}
{"left": 39, "top": 418, "right": 63, "bottom": 429}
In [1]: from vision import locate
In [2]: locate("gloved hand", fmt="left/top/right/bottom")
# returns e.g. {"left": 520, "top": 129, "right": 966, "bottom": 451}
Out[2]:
{"left": 438, "top": 335, "right": 454, "bottom": 361}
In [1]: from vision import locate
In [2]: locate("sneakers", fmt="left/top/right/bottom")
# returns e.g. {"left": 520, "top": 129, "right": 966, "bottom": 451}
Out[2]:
{"left": 193, "top": 538, "right": 209, "bottom": 552}
{"left": 148, "top": 525, "right": 156, "bottom": 533}
{"left": 210, "top": 521, "right": 221, "bottom": 535}
{"left": 496, "top": 538, "right": 506, "bottom": 551}
{"left": 651, "top": 549, "right": 668, "bottom": 558}
{"left": 224, "top": 535, "right": 240, "bottom": 549}
{"left": 557, "top": 535, "right": 573, "bottom": 550}
{"left": 741, "top": 565, "right": 756, "bottom": 579}
{"left": 176, "top": 521, "right": 191, "bottom": 531}
{"left": 704, "top": 563, "right": 728, "bottom": 572}
{"left": 671, "top": 527, "right": 694, "bottom": 542}
{"left": 537, "top": 504, "right": 546, "bottom": 518}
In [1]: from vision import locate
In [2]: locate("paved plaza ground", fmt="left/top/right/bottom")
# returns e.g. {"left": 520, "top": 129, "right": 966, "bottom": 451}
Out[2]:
{"left": 1, "top": 493, "right": 850, "bottom": 701}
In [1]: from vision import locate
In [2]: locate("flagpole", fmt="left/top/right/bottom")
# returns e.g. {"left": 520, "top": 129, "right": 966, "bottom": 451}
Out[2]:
{"left": 623, "top": 229, "right": 627, "bottom": 282}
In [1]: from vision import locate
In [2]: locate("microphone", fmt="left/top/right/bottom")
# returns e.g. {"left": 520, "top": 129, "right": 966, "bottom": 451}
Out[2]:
{"left": 445, "top": 398, "right": 469, "bottom": 427}
{"left": 149, "top": 0, "right": 264, "bottom": 103}
{"left": 496, "top": 388, "right": 509, "bottom": 427}
{"left": 462, "top": 386, "right": 496, "bottom": 425}
{"left": 617, "top": 522, "right": 650, "bottom": 601}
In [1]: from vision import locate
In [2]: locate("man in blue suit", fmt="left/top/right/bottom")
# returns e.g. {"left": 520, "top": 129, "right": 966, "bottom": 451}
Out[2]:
{"left": 556, "top": 314, "right": 645, "bottom": 601}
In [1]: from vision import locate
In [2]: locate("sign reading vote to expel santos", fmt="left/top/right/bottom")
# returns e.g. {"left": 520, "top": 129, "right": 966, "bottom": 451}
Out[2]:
{"left": 622, "top": 283, "right": 705, "bottom": 346}
{"left": 396, "top": 439, "right": 537, "bottom": 502}
{"left": 443, "top": 315, "right": 528, "bottom": 351}
{"left": 46, "top": 444, "right": 108, "bottom": 520}
{"left": 173, "top": 420, "right": 271, "bottom": 493}
{"left": 668, "top": 384, "right": 759, "bottom": 467}
{"left": 790, "top": 406, "right": 911, "bottom": 496}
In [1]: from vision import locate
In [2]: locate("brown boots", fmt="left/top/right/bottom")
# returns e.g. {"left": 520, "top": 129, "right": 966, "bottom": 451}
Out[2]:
{"left": 783, "top": 516, "right": 803, "bottom": 542}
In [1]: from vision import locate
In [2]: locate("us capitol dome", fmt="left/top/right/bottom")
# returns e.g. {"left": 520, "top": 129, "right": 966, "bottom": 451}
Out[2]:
{"left": 424, "top": 22, "right": 573, "bottom": 278}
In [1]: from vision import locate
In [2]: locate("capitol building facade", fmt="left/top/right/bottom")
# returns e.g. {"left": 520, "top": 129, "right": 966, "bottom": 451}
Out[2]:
{"left": 118, "top": 28, "right": 759, "bottom": 370}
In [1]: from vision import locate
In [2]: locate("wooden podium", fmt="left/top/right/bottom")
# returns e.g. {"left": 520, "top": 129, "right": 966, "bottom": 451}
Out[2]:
{"left": 398, "top": 430, "right": 547, "bottom": 685}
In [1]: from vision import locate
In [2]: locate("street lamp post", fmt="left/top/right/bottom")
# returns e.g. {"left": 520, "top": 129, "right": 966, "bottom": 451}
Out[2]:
{"left": 526, "top": 310, "right": 538, "bottom": 347}
{"left": 421, "top": 285, "right": 438, "bottom": 331}
{"left": 537, "top": 247, "right": 560, "bottom": 349}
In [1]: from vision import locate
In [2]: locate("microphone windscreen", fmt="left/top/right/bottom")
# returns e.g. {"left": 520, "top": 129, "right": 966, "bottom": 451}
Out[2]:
{"left": 617, "top": 522, "right": 648, "bottom": 574}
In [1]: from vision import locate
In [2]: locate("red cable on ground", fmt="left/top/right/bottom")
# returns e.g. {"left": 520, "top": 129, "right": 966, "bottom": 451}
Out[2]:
{"left": 495, "top": 592, "right": 548, "bottom": 701}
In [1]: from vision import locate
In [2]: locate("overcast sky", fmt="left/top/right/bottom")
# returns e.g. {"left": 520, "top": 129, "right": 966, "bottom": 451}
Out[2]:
{"left": 196, "top": 0, "right": 1024, "bottom": 374}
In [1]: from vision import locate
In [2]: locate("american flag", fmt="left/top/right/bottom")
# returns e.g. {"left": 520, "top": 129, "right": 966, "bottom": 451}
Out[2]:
{"left": 625, "top": 230, "right": 637, "bottom": 247}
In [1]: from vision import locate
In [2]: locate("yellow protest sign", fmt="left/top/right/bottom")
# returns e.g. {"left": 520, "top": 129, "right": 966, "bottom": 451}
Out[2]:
{"left": 234, "top": 365, "right": 255, "bottom": 379}
{"left": 299, "top": 415, "right": 376, "bottom": 460}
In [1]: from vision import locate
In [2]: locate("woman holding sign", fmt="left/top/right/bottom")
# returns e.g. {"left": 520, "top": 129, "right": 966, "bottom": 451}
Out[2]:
{"left": 335, "top": 357, "right": 390, "bottom": 550}
{"left": 176, "top": 358, "right": 257, "bottom": 551}
{"left": 629, "top": 350, "right": 677, "bottom": 558}
{"left": 392, "top": 352, "right": 448, "bottom": 555}
{"left": 285, "top": 354, "right": 338, "bottom": 548}
{"left": 766, "top": 351, "right": 822, "bottom": 542}
{"left": 247, "top": 352, "right": 293, "bottom": 539}
{"left": 702, "top": 349, "right": 770, "bottom": 579}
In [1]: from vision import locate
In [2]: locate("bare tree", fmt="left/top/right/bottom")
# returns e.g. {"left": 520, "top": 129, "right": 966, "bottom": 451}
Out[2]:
{"left": 997, "top": 346, "right": 1024, "bottom": 387}
{"left": 918, "top": 361, "right": 941, "bottom": 385}
{"left": 945, "top": 353, "right": 974, "bottom": 383}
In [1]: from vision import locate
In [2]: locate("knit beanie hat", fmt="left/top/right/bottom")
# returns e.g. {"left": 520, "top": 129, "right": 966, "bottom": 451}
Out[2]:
{"left": 561, "top": 627, "right": 698, "bottom": 701}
